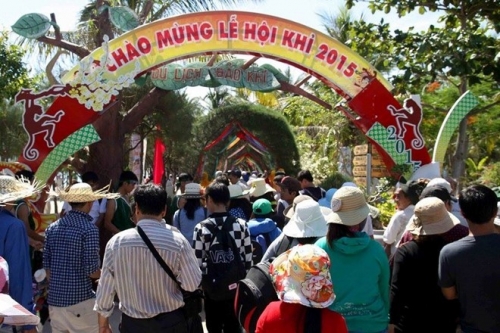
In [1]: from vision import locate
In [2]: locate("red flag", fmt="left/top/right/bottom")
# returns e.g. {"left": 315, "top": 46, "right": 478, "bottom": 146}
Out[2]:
{"left": 153, "top": 138, "right": 165, "bottom": 184}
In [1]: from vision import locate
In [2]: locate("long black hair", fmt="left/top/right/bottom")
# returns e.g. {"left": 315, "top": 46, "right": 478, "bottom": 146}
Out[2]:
{"left": 183, "top": 198, "right": 202, "bottom": 220}
{"left": 326, "top": 218, "right": 367, "bottom": 248}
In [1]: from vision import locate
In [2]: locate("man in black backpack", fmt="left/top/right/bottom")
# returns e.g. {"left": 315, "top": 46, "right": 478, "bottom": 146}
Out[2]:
{"left": 193, "top": 182, "right": 253, "bottom": 333}
{"left": 297, "top": 170, "right": 326, "bottom": 202}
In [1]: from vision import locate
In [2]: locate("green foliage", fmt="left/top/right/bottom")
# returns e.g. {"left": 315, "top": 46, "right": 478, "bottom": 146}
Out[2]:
{"left": 367, "top": 178, "right": 396, "bottom": 226}
{"left": 0, "top": 32, "right": 34, "bottom": 100}
{"left": 319, "top": 172, "right": 352, "bottom": 190}
{"left": 478, "top": 162, "right": 500, "bottom": 187}
{"left": 372, "top": 190, "right": 396, "bottom": 226}
{"left": 281, "top": 80, "right": 363, "bottom": 181}
{"left": 199, "top": 103, "right": 300, "bottom": 176}
{"left": 0, "top": 101, "right": 27, "bottom": 160}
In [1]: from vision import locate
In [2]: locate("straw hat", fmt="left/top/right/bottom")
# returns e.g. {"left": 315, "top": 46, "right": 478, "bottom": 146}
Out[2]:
{"left": 228, "top": 184, "right": 246, "bottom": 199}
{"left": 0, "top": 175, "right": 43, "bottom": 205}
{"left": 270, "top": 244, "right": 335, "bottom": 308}
{"left": 327, "top": 186, "right": 370, "bottom": 226}
{"left": 180, "top": 183, "right": 204, "bottom": 199}
{"left": 283, "top": 199, "right": 330, "bottom": 238}
{"left": 406, "top": 197, "right": 460, "bottom": 236}
{"left": 53, "top": 183, "right": 119, "bottom": 203}
{"left": 247, "top": 178, "right": 276, "bottom": 197}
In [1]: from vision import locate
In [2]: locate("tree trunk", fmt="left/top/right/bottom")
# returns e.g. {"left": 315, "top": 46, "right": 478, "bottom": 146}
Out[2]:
{"left": 451, "top": 78, "right": 469, "bottom": 186}
{"left": 451, "top": 118, "right": 469, "bottom": 181}
{"left": 86, "top": 107, "right": 125, "bottom": 188}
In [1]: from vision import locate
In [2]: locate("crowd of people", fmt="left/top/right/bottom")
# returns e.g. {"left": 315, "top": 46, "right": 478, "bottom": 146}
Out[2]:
{"left": 0, "top": 167, "right": 500, "bottom": 333}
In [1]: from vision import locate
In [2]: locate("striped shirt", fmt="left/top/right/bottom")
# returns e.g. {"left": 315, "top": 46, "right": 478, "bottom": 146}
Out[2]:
{"left": 43, "top": 210, "right": 99, "bottom": 307}
{"left": 94, "top": 219, "right": 201, "bottom": 318}
{"left": 193, "top": 213, "right": 253, "bottom": 270}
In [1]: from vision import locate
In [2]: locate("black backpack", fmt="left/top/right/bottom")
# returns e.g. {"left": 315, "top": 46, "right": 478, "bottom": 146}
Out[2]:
{"left": 275, "top": 235, "right": 318, "bottom": 258}
{"left": 201, "top": 216, "right": 246, "bottom": 301}
{"left": 234, "top": 261, "right": 279, "bottom": 333}
{"left": 251, "top": 232, "right": 272, "bottom": 264}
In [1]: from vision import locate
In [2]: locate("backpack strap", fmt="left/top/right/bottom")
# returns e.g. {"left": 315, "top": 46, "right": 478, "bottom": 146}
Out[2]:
{"left": 276, "top": 234, "right": 293, "bottom": 256}
{"left": 262, "top": 232, "right": 272, "bottom": 247}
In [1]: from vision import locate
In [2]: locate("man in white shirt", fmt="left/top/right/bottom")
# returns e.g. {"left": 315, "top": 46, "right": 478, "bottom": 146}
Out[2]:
{"left": 383, "top": 183, "right": 419, "bottom": 257}
{"left": 95, "top": 184, "right": 201, "bottom": 333}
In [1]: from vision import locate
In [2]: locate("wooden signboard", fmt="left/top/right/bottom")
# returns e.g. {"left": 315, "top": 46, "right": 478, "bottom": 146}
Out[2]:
{"left": 353, "top": 155, "right": 384, "bottom": 166}
{"left": 372, "top": 167, "right": 391, "bottom": 178}
{"left": 353, "top": 166, "right": 367, "bottom": 177}
{"left": 354, "top": 144, "right": 368, "bottom": 156}
{"left": 354, "top": 177, "right": 367, "bottom": 186}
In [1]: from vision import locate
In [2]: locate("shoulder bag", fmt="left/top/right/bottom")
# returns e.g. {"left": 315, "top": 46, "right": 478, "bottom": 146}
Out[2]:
{"left": 137, "top": 226, "right": 203, "bottom": 318}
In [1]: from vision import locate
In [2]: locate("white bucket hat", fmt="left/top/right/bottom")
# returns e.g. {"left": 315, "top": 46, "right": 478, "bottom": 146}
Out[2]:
{"left": 283, "top": 200, "right": 330, "bottom": 238}
{"left": 228, "top": 184, "right": 247, "bottom": 199}
{"left": 0, "top": 175, "right": 43, "bottom": 205}
{"left": 52, "top": 183, "right": 119, "bottom": 203}
{"left": 285, "top": 195, "right": 331, "bottom": 219}
{"left": 327, "top": 186, "right": 370, "bottom": 226}
{"left": 180, "top": 183, "right": 204, "bottom": 199}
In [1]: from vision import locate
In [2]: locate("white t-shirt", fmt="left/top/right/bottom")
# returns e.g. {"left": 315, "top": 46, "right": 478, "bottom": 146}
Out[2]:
{"left": 383, "top": 205, "right": 415, "bottom": 255}
{"left": 362, "top": 214, "right": 374, "bottom": 236}
{"left": 62, "top": 199, "right": 107, "bottom": 225}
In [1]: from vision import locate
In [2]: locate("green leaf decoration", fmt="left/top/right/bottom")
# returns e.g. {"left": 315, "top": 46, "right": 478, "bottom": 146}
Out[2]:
{"left": 199, "top": 73, "right": 222, "bottom": 88}
{"left": 183, "top": 63, "right": 211, "bottom": 87}
{"left": 108, "top": 6, "right": 140, "bottom": 32}
{"left": 11, "top": 13, "right": 51, "bottom": 39}
{"left": 151, "top": 64, "right": 189, "bottom": 90}
{"left": 209, "top": 59, "right": 245, "bottom": 88}
{"left": 134, "top": 74, "right": 148, "bottom": 87}
{"left": 243, "top": 66, "right": 280, "bottom": 92}
{"left": 260, "top": 64, "right": 289, "bottom": 82}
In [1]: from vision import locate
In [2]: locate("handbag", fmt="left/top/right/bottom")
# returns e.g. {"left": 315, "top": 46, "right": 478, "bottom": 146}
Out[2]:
{"left": 137, "top": 226, "right": 203, "bottom": 318}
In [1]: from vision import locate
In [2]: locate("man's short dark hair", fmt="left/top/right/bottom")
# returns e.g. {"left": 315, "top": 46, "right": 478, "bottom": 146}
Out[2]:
{"left": 212, "top": 175, "right": 230, "bottom": 186}
{"left": 229, "top": 169, "right": 242, "bottom": 178}
{"left": 420, "top": 185, "right": 452, "bottom": 203}
{"left": 399, "top": 183, "right": 420, "bottom": 205}
{"left": 119, "top": 171, "right": 138, "bottom": 187}
{"left": 81, "top": 171, "right": 99, "bottom": 184}
{"left": 134, "top": 184, "right": 167, "bottom": 216}
{"left": 205, "top": 182, "right": 230, "bottom": 205}
{"left": 459, "top": 185, "right": 498, "bottom": 225}
{"left": 178, "top": 173, "right": 193, "bottom": 182}
{"left": 297, "top": 170, "right": 313, "bottom": 182}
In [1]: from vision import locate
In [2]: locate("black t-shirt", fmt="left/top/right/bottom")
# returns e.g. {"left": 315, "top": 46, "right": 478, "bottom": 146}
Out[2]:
{"left": 300, "top": 187, "right": 325, "bottom": 202}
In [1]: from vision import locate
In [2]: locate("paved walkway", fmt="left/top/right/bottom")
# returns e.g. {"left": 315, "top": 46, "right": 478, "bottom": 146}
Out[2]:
{"left": 41, "top": 303, "right": 208, "bottom": 332}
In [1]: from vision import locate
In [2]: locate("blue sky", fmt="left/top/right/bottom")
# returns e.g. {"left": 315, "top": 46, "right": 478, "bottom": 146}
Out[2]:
{"left": 1, "top": 0, "right": 440, "bottom": 100}
{"left": 2, "top": 0, "right": 440, "bottom": 33}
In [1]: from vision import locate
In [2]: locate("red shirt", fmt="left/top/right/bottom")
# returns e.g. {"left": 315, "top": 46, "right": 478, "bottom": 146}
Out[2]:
{"left": 256, "top": 301, "right": 348, "bottom": 333}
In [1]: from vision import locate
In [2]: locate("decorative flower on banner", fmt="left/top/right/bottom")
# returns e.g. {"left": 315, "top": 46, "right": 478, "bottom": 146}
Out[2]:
{"left": 68, "top": 35, "right": 141, "bottom": 112}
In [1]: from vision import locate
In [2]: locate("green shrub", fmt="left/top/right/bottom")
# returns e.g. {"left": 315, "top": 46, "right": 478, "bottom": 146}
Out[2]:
{"left": 319, "top": 172, "right": 352, "bottom": 190}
